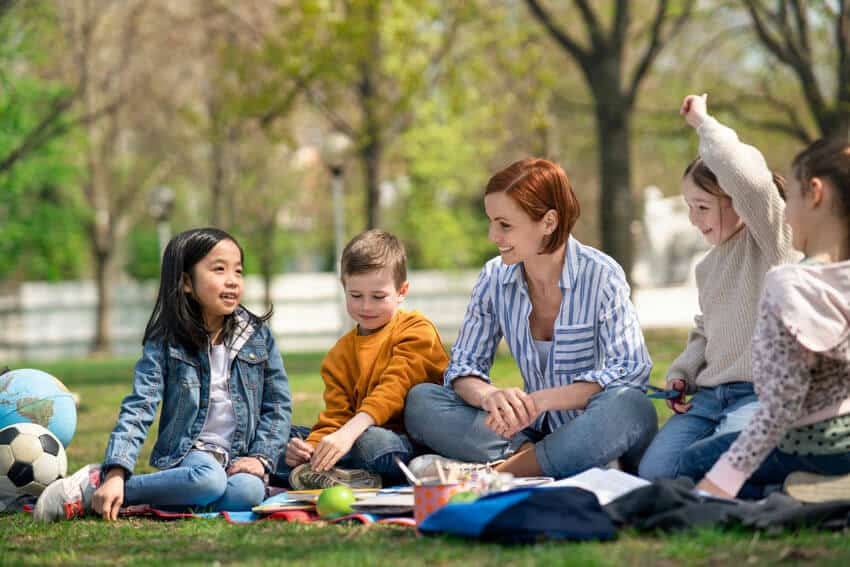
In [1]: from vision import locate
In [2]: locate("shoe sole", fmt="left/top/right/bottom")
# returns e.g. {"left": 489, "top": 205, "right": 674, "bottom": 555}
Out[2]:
{"left": 784, "top": 471, "right": 850, "bottom": 503}
{"left": 289, "top": 465, "right": 382, "bottom": 490}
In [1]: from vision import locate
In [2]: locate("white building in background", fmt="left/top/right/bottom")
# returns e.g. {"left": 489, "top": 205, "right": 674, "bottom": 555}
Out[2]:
{"left": 0, "top": 186, "right": 705, "bottom": 361}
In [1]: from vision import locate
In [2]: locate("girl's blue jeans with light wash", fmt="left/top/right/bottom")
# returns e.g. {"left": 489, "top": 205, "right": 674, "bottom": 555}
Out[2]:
{"left": 121, "top": 449, "right": 265, "bottom": 511}
{"left": 403, "top": 383, "right": 659, "bottom": 479}
{"left": 638, "top": 381, "right": 759, "bottom": 481}
{"left": 678, "top": 431, "right": 850, "bottom": 500}
{"left": 272, "top": 425, "right": 416, "bottom": 486}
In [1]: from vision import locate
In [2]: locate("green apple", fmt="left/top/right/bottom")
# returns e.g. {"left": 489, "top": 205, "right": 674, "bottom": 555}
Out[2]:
{"left": 316, "top": 485, "right": 356, "bottom": 519}
{"left": 448, "top": 491, "right": 479, "bottom": 504}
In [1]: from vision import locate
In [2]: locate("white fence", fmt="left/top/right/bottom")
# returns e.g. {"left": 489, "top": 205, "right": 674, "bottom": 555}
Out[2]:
{"left": 0, "top": 271, "right": 697, "bottom": 362}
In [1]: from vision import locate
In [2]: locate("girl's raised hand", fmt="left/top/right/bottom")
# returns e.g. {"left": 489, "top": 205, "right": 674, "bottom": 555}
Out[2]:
{"left": 680, "top": 93, "right": 709, "bottom": 129}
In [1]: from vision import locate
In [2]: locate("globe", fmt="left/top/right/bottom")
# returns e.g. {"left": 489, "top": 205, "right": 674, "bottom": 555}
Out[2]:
{"left": 0, "top": 369, "right": 77, "bottom": 448}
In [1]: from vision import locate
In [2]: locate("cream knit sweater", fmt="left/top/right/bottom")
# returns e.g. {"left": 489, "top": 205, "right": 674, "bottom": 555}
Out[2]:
{"left": 667, "top": 117, "right": 799, "bottom": 391}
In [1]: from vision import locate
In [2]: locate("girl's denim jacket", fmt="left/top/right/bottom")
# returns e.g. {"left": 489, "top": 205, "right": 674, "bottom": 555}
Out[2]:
{"left": 103, "top": 308, "right": 291, "bottom": 475}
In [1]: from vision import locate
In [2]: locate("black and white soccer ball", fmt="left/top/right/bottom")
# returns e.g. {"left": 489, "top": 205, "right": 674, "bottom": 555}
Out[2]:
{"left": 0, "top": 423, "right": 67, "bottom": 497}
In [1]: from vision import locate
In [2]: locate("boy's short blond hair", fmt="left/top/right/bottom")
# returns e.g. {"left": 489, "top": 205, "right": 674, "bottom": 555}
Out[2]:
{"left": 340, "top": 229, "right": 407, "bottom": 289}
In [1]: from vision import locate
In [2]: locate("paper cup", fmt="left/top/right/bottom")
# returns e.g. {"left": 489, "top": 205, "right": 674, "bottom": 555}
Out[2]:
{"left": 413, "top": 483, "right": 466, "bottom": 526}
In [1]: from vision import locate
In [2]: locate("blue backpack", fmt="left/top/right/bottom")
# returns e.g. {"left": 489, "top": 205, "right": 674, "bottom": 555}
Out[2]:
{"left": 417, "top": 486, "right": 616, "bottom": 543}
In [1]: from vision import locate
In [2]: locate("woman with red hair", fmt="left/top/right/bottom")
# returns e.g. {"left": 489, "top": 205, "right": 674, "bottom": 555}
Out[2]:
{"left": 404, "top": 158, "right": 657, "bottom": 479}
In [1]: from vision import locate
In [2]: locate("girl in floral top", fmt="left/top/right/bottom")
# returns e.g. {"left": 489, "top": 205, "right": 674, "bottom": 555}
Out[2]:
{"left": 679, "top": 139, "right": 850, "bottom": 500}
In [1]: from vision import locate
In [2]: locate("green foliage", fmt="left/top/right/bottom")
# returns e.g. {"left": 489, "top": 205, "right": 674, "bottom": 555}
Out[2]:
{"left": 124, "top": 224, "right": 162, "bottom": 281}
{"left": 0, "top": 1, "right": 86, "bottom": 282}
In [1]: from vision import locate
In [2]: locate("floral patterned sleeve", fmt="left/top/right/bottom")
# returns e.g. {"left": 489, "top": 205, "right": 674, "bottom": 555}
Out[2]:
{"left": 705, "top": 298, "right": 813, "bottom": 494}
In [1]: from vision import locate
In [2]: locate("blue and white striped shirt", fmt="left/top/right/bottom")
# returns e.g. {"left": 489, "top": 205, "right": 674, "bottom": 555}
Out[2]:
{"left": 445, "top": 237, "right": 652, "bottom": 429}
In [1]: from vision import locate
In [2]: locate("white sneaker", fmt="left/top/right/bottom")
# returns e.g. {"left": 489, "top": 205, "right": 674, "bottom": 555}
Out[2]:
{"left": 33, "top": 464, "right": 101, "bottom": 522}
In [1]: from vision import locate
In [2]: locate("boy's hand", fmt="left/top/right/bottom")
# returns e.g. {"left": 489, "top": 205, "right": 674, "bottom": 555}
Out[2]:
{"left": 311, "top": 430, "right": 356, "bottom": 472}
{"left": 666, "top": 378, "right": 692, "bottom": 414}
{"left": 680, "top": 93, "right": 709, "bottom": 129}
{"left": 92, "top": 467, "right": 125, "bottom": 521}
{"left": 227, "top": 456, "right": 265, "bottom": 478}
{"left": 285, "top": 437, "right": 314, "bottom": 468}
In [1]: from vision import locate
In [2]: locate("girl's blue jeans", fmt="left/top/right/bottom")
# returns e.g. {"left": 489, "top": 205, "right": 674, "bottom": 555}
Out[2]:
{"left": 403, "top": 383, "right": 658, "bottom": 478}
{"left": 638, "top": 381, "right": 759, "bottom": 481}
{"left": 123, "top": 449, "right": 265, "bottom": 511}
{"left": 678, "top": 431, "right": 850, "bottom": 499}
{"left": 273, "top": 425, "right": 415, "bottom": 486}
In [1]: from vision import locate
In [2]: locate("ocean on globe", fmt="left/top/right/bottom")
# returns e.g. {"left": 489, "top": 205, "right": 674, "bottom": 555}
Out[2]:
{"left": 0, "top": 368, "right": 77, "bottom": 448}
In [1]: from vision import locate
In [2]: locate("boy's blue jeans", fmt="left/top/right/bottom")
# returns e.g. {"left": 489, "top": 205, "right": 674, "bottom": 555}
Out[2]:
{"left": 122, "top": 450, "right": 265, "bottom": 511}
{"left": 638, "top": 381, "right": 759, "bottom": 481}
{"left": 403, "top": 383, "right": 658, "bottom": 479}
{"left": 273, "top": 425, "right": 415, "bottom": 486}
{"left": 678, "top": 431, "right": 850, "bottom": 499}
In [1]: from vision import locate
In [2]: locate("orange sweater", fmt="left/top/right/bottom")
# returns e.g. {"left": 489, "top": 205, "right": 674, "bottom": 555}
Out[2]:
{"left": 306, "top": 309, "right": 448, "bottom": 445}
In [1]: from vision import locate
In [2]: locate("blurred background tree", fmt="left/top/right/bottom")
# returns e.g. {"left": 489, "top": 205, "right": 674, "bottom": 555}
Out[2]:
{"left": 2, "top": 0, "right": 843, "bottom": 354}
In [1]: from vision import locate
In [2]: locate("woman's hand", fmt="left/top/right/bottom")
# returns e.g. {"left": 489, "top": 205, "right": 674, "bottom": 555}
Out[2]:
{"left": 285, "top": 437, "right": 314, "bottom": 468}
{"left": 92, "top": 467, "right": 126, "bottom": 521}
{"left": 481, "top": 387, "right": 538, "bottom": 438}
{"left": 311, "top": 430, "right": 356, "bottom": 472}
{"left": 227, "top": 456, "right": 265, "bottom": 479}
{"left": 695, "top": 477, "right": 735, "bottom": 499}
{"left": 680, "top": 93, "right": 709, "bottom": 129}
{"left": 666, "top": 378, "right": 693, "bottom": 414}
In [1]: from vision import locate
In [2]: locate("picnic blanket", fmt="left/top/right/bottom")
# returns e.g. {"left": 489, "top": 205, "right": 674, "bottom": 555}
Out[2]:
{"left": 8, "top": 491, "right": 415, "bottom": 526}
{"left": 604, "top": 478, "right": 850, "bottom": 532}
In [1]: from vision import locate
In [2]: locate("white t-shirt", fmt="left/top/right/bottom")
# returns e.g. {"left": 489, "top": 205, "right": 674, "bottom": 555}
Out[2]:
{"left": 197, "top": 343, "right": 237, "bottom": 451}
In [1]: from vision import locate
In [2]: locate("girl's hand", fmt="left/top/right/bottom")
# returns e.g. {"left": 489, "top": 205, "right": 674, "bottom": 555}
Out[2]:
{"left": 227, "top": 456, "right": 265, "bottom": 479}
{"left": 311, "top": 430, "right": 356, "bottom": 472}
{"left": 285, "top": 437, "right": 314, "bottom": 468}
{"left": 666, "top": 378, "right": 693, "bottom": 414}
{"left": 482, "top": 387, "right": 538, "bottom": 438}
{"left": 696, "top": 477, "right": 735, "bottom": 499}
{"left": 92, "top": 467, "right": 126, "bottom": 521}
{"left": 680, "top": 93, "right": 709, "bottom": 129}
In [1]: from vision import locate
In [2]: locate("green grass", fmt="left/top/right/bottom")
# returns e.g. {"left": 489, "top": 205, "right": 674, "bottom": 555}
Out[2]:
{"left": 3, "top": 329, "right": 850, "bottom": 566}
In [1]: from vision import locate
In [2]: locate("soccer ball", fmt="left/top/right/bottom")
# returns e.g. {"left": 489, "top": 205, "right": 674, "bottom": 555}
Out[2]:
{"left": 0, "top": 423, "right": 67, "bottom": 497}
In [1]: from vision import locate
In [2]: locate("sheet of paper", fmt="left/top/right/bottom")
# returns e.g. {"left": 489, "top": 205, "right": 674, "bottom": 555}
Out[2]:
{"left": 547, "top": 467, "right": 650, "bottom": 505}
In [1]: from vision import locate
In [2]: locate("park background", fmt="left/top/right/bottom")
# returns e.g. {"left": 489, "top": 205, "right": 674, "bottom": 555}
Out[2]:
{"left": 2, "top": 1, "right": 850, "bottom": 564}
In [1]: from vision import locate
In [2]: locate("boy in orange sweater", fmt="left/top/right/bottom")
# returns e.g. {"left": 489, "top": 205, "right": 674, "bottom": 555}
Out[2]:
{"left": 276, "top": 229, "right": 448, "bottom": 489}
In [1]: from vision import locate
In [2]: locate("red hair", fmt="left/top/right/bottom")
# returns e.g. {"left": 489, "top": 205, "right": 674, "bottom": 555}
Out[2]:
{"left": 485, "top": 158, "right": 580, "bottom": 254}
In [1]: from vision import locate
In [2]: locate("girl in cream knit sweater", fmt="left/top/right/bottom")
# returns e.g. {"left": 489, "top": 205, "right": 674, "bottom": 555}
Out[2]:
{"left": 639, "top": 94, "right": 798, "bottom": 481}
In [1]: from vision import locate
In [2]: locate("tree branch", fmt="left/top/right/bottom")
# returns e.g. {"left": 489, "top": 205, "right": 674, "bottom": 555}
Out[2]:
{"left": 627, "top": 0, "right": 695, "bottom": 103}
{"left": 573, "top": 0, "right": 606, "bottom": 49}
{"left": 524, "top": 0, "right": 590, "bottom": 65}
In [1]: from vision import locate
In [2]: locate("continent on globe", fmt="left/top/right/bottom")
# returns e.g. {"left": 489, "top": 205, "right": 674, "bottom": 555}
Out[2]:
{"left": 16, "top": 398, "right": 55, "bottom": 428}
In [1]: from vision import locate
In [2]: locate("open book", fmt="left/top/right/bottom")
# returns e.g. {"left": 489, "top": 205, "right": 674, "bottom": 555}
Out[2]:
{"left": 547, "top": 467, "right": 650, "bottom": 505}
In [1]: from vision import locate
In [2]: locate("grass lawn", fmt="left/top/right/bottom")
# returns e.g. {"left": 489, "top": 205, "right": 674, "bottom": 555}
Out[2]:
{"left": 3, "top": 329, "right": 850, "bottom": 566}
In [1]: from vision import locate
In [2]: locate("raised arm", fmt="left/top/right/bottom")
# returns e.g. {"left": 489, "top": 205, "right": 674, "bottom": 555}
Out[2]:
{"left": 682, "top": 93, "right": 789, "bottom": 260}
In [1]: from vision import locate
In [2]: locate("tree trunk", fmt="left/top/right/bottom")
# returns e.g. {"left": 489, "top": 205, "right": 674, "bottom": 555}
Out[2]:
{"left": 593, "top": 95, "right": 634, "bottom": 285}
{"left": 91, "top": 240, "right": 112, "bottom": 356}
{"left": 361, "top": 141, "right": 381, "bottom": 229}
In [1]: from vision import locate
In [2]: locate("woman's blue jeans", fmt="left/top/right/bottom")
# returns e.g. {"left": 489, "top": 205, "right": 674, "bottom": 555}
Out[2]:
{"left": 123, "top": 450, "right": 265, "bottom": 511}
{"left": 678, "top": 431, "right": 850, "bottom": 499}
{"left": 273, "top": 425, "right": 415, "bottom": 486}
{"left": 403, "top": 383, "right": 658, "bottom": 479}
{"left": 638, "top": 381, "right": 759, "bottom": 481}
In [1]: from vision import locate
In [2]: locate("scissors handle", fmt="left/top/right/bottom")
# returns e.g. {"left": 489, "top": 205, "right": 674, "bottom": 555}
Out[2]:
{"left": 646, "top": 385, "right": 684, "bottom": 400}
